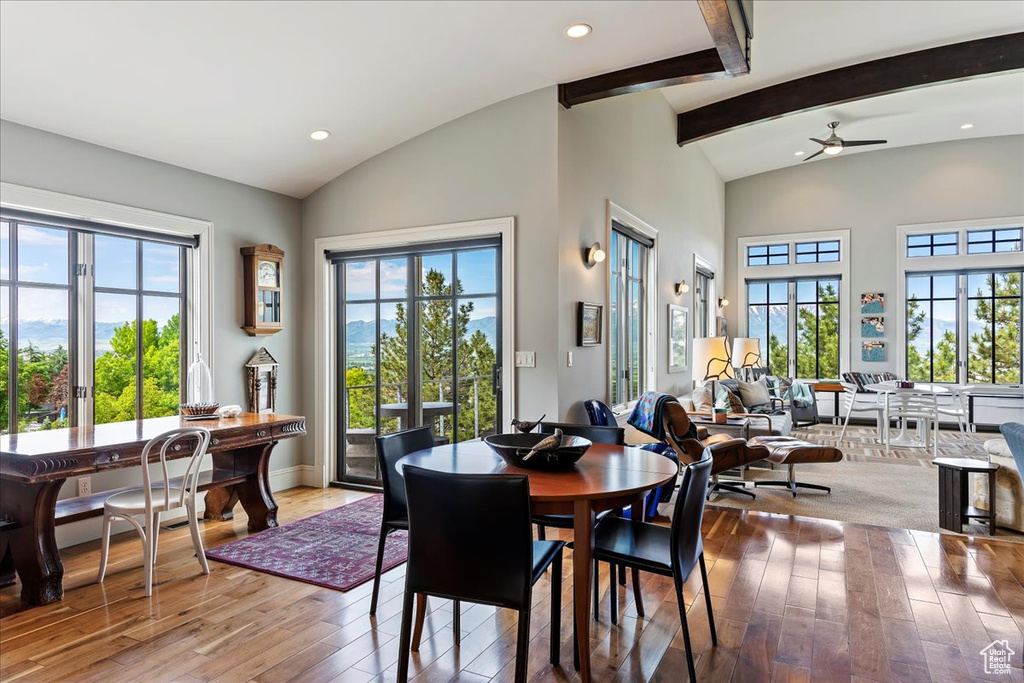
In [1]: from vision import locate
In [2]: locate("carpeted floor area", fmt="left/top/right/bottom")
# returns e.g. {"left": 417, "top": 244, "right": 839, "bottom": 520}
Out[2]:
{"left": 695, "top": 423, "right": 1024, "bottom": 543}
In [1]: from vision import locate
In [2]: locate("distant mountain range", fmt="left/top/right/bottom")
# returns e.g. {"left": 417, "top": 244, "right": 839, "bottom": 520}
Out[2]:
{"left": 4, "top": 317, "right": 497, "bottom": 356}
{"left": 8, "top": 319, "right": 123, "bottom": 352}
{"left": 746, "top": 305, "right": 984, "bottom": 355}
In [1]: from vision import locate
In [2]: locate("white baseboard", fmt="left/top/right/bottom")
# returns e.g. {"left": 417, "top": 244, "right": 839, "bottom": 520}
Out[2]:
{"left": 54, "top": 465, "right": 320, "bottom": 550}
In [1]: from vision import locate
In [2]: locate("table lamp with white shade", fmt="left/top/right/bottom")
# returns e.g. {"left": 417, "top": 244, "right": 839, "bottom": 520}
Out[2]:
{"left": 692, "top": 336, "right": 734, "bottom": 423}
{"left": 731, "top": 337, "right": 762, "bottom": 382}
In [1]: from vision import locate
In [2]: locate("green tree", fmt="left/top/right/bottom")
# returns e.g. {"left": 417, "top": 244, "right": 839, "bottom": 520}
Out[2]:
{"left": 372, "top": 268, "right": 497, "bottom": 442}
{"left": 968, "top": 271, "right": 1021, "bottom": 384}
{"left": 795, "top": 283, "right": 839, "bottom": 379}
{"left": 345, "top": 366, "right": 376, "bottom": 430}
{"left": 94, "top": 315, "right": 180, "bottom": 423}
{"left": 768, "top": 333, "right": 788, "bottom": 378}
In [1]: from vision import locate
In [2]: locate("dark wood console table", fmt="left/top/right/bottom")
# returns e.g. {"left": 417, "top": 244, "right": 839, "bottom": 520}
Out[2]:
{"left": 0, "top": 413, "right": 305, "bottom": 605}
{"left": 934, "top": 457, "right": 998, "bottom": 535}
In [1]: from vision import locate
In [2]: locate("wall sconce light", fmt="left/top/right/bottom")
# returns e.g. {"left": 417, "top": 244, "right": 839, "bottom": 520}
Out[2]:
{"left": 718, "top": 297, "right": 729, "bottom": 308}
{"left": 675, "top": 280, "right": 689, "bottom": 295}
{"left": 584, "top": 242, "right": 606, "bottom": 268}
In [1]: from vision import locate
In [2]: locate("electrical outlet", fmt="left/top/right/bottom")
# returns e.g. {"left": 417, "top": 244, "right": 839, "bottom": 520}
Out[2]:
{"left": 77, "top": 477, "right": 92, "bottom": 497}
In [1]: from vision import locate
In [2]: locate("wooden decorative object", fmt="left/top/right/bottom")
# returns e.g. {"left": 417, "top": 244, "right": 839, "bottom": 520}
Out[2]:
{"left": 241, "top": 244, "right": 284, "bottom": 336}
{"left": 246, "top": 347, "right": 279, "bottom": 414}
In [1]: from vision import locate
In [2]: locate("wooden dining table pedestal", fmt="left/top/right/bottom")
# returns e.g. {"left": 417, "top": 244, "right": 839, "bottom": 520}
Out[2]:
{"left": 0, "top": 413, "right": 305, "bottom": 606}
{"left": 397, "top": 440, "right": 678, "bottom": 683}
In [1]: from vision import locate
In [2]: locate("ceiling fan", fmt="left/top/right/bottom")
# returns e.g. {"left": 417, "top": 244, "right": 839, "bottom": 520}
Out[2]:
{"left": 803, "top": 121, "right": 887, "bottom": 161}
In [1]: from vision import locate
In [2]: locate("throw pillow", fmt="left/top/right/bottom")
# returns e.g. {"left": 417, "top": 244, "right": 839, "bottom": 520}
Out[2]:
{"left": 716, "top": 386, "right": 744, "bottom": 413}
{"left": 691, "top": 384, "right": 713, "bottom": 412}
{"left": 738, "top": 378, "right": 771, "bottom": 408}
{"left": 776, "top": 376, "right": 794, "bottom": 400}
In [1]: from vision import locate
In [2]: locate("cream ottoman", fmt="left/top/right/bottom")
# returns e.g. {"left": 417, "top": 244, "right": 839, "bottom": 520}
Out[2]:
{"left": 972, "top": 438, "right": 1024, "bottom": 532}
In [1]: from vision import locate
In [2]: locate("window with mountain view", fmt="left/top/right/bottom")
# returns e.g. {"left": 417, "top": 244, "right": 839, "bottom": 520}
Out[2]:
{"left": 334, "top": 243, "right": 500, "bottom": 484}
{"left": 0, "top": 216, "right": 188, "bottom": 434}
{"left": 907, "top": 270, "right": 1022, "bottom": 384}
{"left": 747, "top": 278, "right": 840, "bottom": 379}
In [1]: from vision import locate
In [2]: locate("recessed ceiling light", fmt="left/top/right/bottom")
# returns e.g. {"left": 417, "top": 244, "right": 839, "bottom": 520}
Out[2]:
{"left": 566, "top": 23, "right": 592, "bottom": 38}
{"left": 310, "top": 130, "right": 331, "bottom": 141}
{"left": 960, "top": 123, "right": 974, "bottom": 130}
{"left": 794, "top": 151, "right": 805, "bottom": 157}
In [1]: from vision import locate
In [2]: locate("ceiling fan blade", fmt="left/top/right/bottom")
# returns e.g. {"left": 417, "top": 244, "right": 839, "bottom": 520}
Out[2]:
{"left": 841, "top": 139, "right": 888, "bottom": 147}
{"left": 809, "top": 138, "right": 827, "bottom": 145}
{"left": 802, "top": 149, "right": 825, "bottom": 162}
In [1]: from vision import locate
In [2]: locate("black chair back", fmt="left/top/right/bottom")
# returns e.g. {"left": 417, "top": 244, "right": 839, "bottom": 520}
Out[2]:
{"left": 403, "top": 465, "right": 533, "bottom": 609}
{"left": 669, "top": 451, "right": 713, "bottom": 583}
{"left": 375, "top": 427, "right": 434, "bottom": 524}
{"left": 537, "top": 421, "right": 625, "bottom": 445}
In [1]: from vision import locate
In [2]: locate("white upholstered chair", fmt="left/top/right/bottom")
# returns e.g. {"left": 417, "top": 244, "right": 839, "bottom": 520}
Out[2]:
{"left": 97, "top": 427, "right": 212, "bottom": 596}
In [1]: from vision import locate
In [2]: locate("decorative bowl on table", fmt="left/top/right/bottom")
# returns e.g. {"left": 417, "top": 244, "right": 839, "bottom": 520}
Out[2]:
{"left": 180, "top": 402, "right": 220, "bottom": 420}
{"left": 483, "top": 432, "right": 592, "bottom": 470}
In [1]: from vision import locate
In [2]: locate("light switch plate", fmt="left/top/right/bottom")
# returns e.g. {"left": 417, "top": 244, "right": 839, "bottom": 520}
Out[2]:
{"left": 515, "top": 351, "right": 536, "bottom": 368}
{"left": 567, "top": 351, "right": 573, "bottom": 367}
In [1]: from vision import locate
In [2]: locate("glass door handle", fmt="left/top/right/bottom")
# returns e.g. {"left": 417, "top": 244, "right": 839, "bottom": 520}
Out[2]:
{"left": 492, "top": 364, "right": 501, "bottom": 394}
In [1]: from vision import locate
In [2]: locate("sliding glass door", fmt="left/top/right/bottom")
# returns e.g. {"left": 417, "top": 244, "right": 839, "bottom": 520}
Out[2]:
{"left": 333, "top": 240, "right": 501, "bottom": 485}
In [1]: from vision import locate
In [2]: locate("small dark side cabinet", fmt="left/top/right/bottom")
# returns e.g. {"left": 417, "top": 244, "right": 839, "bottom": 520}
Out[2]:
{"left": 934, "top": 457, "right": 998, "bottom": 535}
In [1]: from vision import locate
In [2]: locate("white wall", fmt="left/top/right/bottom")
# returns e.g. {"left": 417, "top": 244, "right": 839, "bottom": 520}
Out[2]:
{"left": 724, "top": 135, "right": 1024, "bottom": 377}
{"left": 557, "top": 90, "right": 725, "bottom": 420}
{"left": 0, "top": 119, "right": 304, "bottom": 545}
{"left": 301, "top": 87, "right": 560, "bottom": 457}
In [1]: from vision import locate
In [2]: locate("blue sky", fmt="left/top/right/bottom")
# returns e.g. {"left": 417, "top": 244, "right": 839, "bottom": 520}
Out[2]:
{"left": 344, "top": 249, "right": 498, "bottom": 323}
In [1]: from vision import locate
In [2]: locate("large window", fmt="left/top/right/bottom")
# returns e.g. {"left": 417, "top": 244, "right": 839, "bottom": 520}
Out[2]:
{"left": 1, "top": 213, "right": 189, "bottom": 433}
{"left": 905, "top": 274, "right": 958, "bottom": 382}
{"left": 906, "top": 270, "right": 1021, "bottom": 384}
{"left": 332, "top": 241, "right": 501, "bottom": 484}
{"left": 609, "top": 222, "right": 653, "bottom": 407}
{"left": 693, "top": 259, "right": 715, "bottom": 338}
{"left": 746, "top": 278, "right": 840, "bottom": 379}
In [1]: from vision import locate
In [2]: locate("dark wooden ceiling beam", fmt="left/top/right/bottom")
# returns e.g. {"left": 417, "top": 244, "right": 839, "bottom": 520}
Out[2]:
{"left": 558, "top": 49, "right": 728, "bottom": 109}
{"left": 677, "top": 32, "right": 1024, "bottom": 146}
{"left": 698, "top": 0, "right": 752, "bottom": 76}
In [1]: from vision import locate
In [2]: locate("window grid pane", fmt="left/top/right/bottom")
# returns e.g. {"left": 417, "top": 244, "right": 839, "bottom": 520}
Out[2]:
{"left": 906, "top": 232, "right": 959, "bottom": 258}
{"left": 612, "top": 229, "right": 650, "bottom": 406}
{"left": 967, "top": 227, "right": 1023, "bottom": 254}
{"left": 747, "top": 243, "right": 790, "bottom": 267}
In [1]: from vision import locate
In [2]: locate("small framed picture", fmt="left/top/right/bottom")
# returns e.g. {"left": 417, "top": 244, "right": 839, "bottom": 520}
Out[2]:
{"left": 577, "top": 302, "right": 603, "bottom": 346}
{"left": 715, "top": 316, "right": 728, "bottom": 337}
{"left": 861, "top": 292, "right": 884, "bottom": 314}
{"left": 668, "top": 304, "right": 688, "bottom": 373}
{"left": 862, "top": 340, "right": 886, "bottom": 362}
{"left": 861, "top": 316, "right": 885, "bottom": 338}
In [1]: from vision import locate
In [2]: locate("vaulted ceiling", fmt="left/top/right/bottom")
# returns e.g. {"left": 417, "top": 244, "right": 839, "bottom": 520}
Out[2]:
{"left": 1, "top": 1, "right": 1021, "bottom": 197}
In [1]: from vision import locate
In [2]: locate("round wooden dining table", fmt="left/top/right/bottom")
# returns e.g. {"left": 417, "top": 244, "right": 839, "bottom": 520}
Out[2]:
{"left": 397, "top": 440, "right": 678, "bottom": 682}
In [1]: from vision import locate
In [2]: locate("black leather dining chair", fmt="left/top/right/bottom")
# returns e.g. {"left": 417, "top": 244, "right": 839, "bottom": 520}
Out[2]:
{"left": 532, "top": 422, "right": 626, "bottom": 541}
{"left": 396, "top": 465, "right": 566, "bottom": 683}
{"left": 370, "top": 427, "right": 434, "bottom": 617}
{"left": 591, "top": 449, "right": 716, "bottom": 682}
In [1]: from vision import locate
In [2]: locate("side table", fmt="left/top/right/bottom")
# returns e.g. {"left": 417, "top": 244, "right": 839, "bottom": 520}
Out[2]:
{"left": 690, "top": 416, "right": 750, "bottom": 441}
{"left": 811, "top": 381, "right": 844, "bottom": 425}
{"left": 934, "top": 457, "right": 998, "bottom": 534}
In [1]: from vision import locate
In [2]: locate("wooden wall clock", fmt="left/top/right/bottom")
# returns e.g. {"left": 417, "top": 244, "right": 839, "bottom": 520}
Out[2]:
{"left": 241, "top": 244, "right": 284, "bottom": 336}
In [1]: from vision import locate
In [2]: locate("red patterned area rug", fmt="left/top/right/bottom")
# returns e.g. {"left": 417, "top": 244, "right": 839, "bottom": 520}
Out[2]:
{"left": 206, "top": 494, "right": 407, "bottom": 591}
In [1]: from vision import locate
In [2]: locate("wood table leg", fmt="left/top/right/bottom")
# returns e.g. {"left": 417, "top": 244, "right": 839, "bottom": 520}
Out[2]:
{"left": 0, "top": 479, "right": 65, "bottom": 605}
{"left": 0, "top": 540, "right": 15, "bottom": 588}
{"left": 989, "top": 470, "right": 997, "bottom": 535}
{"left": 573, "top": 499, "right": 595, "bottom": 682}
{"left": 203, "top": 444, "right": 280, "bottom": 532}
{"left": 234, "top": 443, "right": 279, "bottom": 531}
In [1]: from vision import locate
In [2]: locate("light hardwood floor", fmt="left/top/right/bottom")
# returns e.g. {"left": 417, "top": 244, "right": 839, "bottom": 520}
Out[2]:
{"left": 2, "top": 485, "right": 1024, "bottom": 682}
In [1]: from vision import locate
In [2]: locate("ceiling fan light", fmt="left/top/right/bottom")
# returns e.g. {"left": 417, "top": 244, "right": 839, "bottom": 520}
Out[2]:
{"left": 823, "top": 146, "right": 843, "bottom": 156}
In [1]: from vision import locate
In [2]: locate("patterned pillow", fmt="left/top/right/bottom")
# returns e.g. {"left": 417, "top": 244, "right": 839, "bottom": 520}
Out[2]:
{"left": 693, "top": 383, "right": 745, "bottom": 413}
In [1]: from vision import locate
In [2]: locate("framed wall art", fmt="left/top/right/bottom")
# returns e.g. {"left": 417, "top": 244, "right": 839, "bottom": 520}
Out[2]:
{"left": 862, "top": 340, "right": 886, "bottom": 362}
{"left": 668, "top": 304, "right": 688, "bottom": 373}
{"left": 577, "top": 302, "right": 603, "bottom": 346}
{"left": 861, "top": 292, "right": 884, "bottom": 314}
{"left": 861, "top": 316, "right": 885, "bottom": 337}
